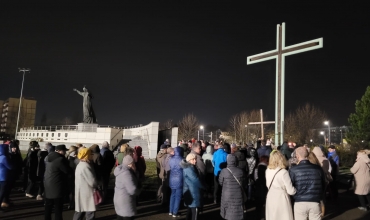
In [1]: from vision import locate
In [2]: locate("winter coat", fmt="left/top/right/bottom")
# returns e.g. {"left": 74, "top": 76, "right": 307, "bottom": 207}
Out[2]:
{"left": 233, "top": 150, "right": 247, "bottom": 172}
{"left": 257, "top": 146, "right": 271, "bottom": 158}
{"left": 114, "top": 165, "right": 140, "bottom": 217}
{"left": 266, "top": 168, "right": 296, "bottom": 220}
{"left": 289, "top": 160, "right": 325, "bottom": 203}
{"left": 134, "top": 146, "right": 146, "bottom": 181}
{"left": 0, "top": 144, "right": 12, "bottom": 181}
{"left": 350, "top": 154, "right": 370, "bottom": 195}
{"left": 100, "top": 147, "right": 116, "bottom": 175}
{"left": 280, "top": 143, "right": 292, "bottom": 160}
{"left": 169, "top": 147, "right": 184, "bottom": 189}
{"left": 191, "top": 150, "right": 206, "bottom": 181}
{"left": 219, "top": 155, "right": 245, "bottom": 220}
{"left": 27, "top": 149, "right": 39, "bottom": 180}
{"left": 75, "top": 161, "right": 97, "bottom": 212}
{"left": 37, "top": 150, "right": 48, "bottom": 178}
{"left": 328, "top": 151, "right": 340, "bottom": 166}
{"left": 181, "top": 159, "right": 204, "bottom": 208}
{"left": 202, "top": 146, "right": 214, "bottom": 174}
{"left": 312, "top": 147, "right": 332, "bottom": 184}
{"left": 44, "top": 152, "right": 71, "bottom": 199}
{"left": 156, "top": 150, "right": 167, "bottom": 179}
{"left": 254, "top": 162, "right": 268, "bottom": 201}
{"left": 10, "top": 151, "right": 23, "bottom": 178}
{"left": 90, "top": 144, "right": 103, "bottom": 181}
{"left": 212, "top": 148, "right": 228, "bottom": 176}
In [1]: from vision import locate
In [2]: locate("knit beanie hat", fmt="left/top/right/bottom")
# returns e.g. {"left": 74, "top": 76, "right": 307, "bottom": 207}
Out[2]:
{"left": 186, "top": 153, "right": 196, "bottom": 162}
{"left": 122, "top": 155, "right": 134, "bottom": 166}
{"left": 78, "top": 148, "right": 91, "bottom": 160}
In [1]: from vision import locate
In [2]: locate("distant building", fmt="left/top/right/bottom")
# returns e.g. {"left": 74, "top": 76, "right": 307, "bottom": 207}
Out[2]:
{"left": 0, "top": 97, "right": 37, "bottom": 137}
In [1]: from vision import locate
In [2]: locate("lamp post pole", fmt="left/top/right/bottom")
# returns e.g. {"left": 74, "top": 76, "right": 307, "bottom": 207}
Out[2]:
{"left": 320, "top": 131, "right": 326, "bottom": 146}
{"left": 15, "top": 68, "right": 30, "bottom": 139}
{"left": 200, "top": 125, "right": 204, "bottom": 140}
{"left": 324, "top": 121, "right": 331, "bottom": 145}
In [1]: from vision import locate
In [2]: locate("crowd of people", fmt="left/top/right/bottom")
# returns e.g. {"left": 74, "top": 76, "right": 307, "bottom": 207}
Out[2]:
{"left": 0, "top": 138, "right": 369, "bottom": 220}
{"left": 0, "top": 140, "right": 145, "bottom": 220}
{"left": 156, "top": 139, "right": 370, "bottom": 220}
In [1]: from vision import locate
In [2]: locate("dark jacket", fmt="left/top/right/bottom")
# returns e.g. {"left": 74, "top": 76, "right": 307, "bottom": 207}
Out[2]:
{"left": 257, "top": 146, "right": 271, "bottom": 158}
{"left": 233, "top": 150, "right": 247, "bottom": 172}
{"left": 169, "top": 147, "right": 184, "bottom": 189}
{"left": 0, "top": 144, "right": 13, "bottom": 181}
{"left": 90, "top": 144, "right": 103, "bottom": 181}
{"left": 289, "top": 160, "right": 325, "bottom": 203}
{"left": 44, "top": 152, "right": 71, "bottom": 199}
{"left": 134, "top": 146, "right": 146, "bottom": 181}
{"left": 10, "top": 151, "right": 23, "bottom": 178}
{"left": 219, "top": 154, "right": 245, "bottom": 220}
{"left": 280, "top": 142, "right": 292, "bottom": 160}
{"left": 100, "top": 147, "right": 116, "bottom": 175}
{"left": 27, "top": 149, "right": 39, "bottom": 180}
{"left": 37, "top": 150, "right": 48, "bottom": 178}
{"left": 181, "top": 159, "right": 204, "bottom": 208}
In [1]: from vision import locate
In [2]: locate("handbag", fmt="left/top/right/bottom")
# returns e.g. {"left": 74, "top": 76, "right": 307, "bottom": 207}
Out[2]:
{"left": 93, "top": 188, "right": 103, "bottom": 205}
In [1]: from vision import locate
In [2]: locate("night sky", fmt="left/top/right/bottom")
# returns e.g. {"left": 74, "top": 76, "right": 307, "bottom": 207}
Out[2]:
{"left": 1, "top": 1, "right": 369, "bottom": 128}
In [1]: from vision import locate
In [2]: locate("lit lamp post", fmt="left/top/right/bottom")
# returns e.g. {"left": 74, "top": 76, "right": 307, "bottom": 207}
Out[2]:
{"left": 320, "top": 131, "right": 326, "bottom": 146}
{"left": 324, "top": 120, "right": 331, "bottom": 145}
{"left": 310, "top": 139, "right": 313, "bottom": 146}
{"left": 15, "top": 68, "right": 31, "bottom": 139}
{"left": 200, "top": 125, "right": 204, "bottom": 140}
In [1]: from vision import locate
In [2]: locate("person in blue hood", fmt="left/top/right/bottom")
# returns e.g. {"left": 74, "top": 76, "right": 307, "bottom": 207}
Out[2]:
{"left": 0, "top": 144, "right": 13, "bottom": 210}
{"left": 168, "top": 147, "right": 184, "bottom": 217}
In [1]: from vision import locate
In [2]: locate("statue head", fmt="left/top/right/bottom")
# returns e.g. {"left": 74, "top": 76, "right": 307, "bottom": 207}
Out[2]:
{"left": 83, "top": 86, "right": 87, "bottom": 92}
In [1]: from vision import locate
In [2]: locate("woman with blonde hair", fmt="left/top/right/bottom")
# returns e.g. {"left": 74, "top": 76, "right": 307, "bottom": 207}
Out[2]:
{"left": 265, "top": 150, "right": 296, "bottom": 220}
{"left": 73, "top": 148, "right": 97, "bottom": 220}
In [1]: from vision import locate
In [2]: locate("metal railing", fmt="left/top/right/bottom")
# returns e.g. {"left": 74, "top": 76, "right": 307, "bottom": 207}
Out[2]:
{"left": 19, "top": 124, "right": 143, "bottom": 132}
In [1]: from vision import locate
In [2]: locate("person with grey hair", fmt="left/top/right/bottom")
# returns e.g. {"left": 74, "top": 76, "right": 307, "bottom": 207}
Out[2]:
{"left": 289, "top": 147, "right": 325, "bottom": 220}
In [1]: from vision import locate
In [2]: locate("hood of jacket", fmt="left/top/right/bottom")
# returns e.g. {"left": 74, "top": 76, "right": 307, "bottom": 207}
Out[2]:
{"left": 174, "top": 146, "right": 184, "bottom": 157}
{"left": 227, "top": 154, "right": 237, "bottom": 167}
{"left": 0, "top": 144, "right": 9, "bottom": 156}
{"left": 114, "top": 164, "right": 131, "bottom": 176}
{"left": 134, "top": 146, "right": 142, "bottom": 157}
{"left": 180, "top": 159, "right": 193, "bottom": 169}
{"left": 157, "top": 150, "right": 166, "bottom": 159}
{"left": 206, "top": 145, "right": 213, "bottom": 154}
{"left": 47, "top": 151, "right": 63, "bottom": 162}
{"left": 358, "top": 153, "right": 370, "bottom": 164}
{"left": 312, "top": 147, "right": 326, "bottom": 158}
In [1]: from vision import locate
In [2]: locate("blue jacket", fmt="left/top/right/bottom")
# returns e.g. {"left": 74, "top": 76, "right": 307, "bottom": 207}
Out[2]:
{"left": 181, "top": 159, "right": 204, "bottom": 207}
{"left": 212, "top": 148, "right": 228, "bottom": 176}
{"left": 169, "top": 147, "right": 184, "bottom": 189}
{"left": 328, "top": 151, "right": 339, "bottom": 166}
{"left": 257, "top": 146, "right": 271, "bottom": 158}
{"left": 0, "top": 144, "right": 13, "bottom": 181}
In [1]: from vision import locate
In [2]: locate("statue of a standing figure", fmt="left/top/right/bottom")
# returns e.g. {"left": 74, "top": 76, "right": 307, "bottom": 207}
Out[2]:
{"left": 73, "top": 86, "right": 97, "bottom": 123}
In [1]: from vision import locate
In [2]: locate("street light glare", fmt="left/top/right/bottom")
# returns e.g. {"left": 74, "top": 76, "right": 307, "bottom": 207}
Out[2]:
{"left": 200, "top": 125, "right": 204, "bottom": 129}
{"left": 324, "top": 121, "right": 329, "bottom": 125}
{"left": 320, "top": 131, "right": 324, "bottom": 135}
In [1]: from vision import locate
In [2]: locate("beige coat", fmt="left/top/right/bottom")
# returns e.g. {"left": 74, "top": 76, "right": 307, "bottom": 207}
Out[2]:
{"left": 350, "top": 154, "right": 370, "bottom": 195}
{"left": 265, "top": 168, "right": 296, "bottom": 220}
{"left": 75, "top": 161, "right": 97, "bottom": 212}
{"left": 312, "top": 147, "right": 332, "bottom": 184}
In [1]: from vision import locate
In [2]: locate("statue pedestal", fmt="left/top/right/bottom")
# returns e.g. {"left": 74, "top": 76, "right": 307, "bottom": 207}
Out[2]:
{"left": 77, "top": 123, "right": 98, "bottom": 132}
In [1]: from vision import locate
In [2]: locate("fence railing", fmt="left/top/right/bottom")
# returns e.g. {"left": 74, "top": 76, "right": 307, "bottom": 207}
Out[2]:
{"left": 19, "top": 124, "right": 143, "bottom": 132}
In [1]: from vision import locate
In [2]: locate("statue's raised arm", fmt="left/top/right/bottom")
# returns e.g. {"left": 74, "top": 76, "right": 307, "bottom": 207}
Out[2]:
{"left": 73, "top": 86, "right": 97, "bottom": 123}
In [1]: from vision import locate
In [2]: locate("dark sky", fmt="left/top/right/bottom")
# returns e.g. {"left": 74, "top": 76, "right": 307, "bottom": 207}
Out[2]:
{"left": 1, "top": 1, "right": 369, "bottom": 128}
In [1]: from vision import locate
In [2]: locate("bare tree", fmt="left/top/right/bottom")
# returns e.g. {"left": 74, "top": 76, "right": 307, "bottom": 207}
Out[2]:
{"left": 178, "top": 113, "right": 199, "bottom": 140}
{"left": 284, "top": 103, "right": 327, "bottom": 144}
{"left": 159, "top": 119, "right": 174, "bottom": 130}
{"left": 228, "top": 109, "right": 267, "bottom": 144}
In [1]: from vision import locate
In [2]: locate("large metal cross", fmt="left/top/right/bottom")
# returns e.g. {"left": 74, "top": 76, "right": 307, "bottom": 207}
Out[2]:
{"left": 246, "top": 22, "right": 323, "bottom": 145}
{"left": 247, "top": 109, "right": 275, "bottom": 140}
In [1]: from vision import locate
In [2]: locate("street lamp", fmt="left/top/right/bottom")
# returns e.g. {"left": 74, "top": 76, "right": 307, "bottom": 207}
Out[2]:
{"left": 324, "top": 120, "right": 331, "bottom": 145}
{"left": 200, "top": 125, "right": 204, "bottom": 140}
{"left": 15, "top": 68, "right": 31, "bottom": 139}
{"left": 320, "top": 131, "right": 326, "bottom": 146}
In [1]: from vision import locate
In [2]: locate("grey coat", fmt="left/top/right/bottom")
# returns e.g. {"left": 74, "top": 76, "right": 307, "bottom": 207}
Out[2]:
{"left": 219, "top": 154, "right": 245, "bottom": 220}
{"left": 113, "top": 165, "right": 140, "bottom": 217}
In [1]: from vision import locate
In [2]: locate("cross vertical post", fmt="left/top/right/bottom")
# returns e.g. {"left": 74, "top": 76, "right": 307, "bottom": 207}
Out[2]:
{"left": 246, "top": 23, "right": 323, "bottom": 145}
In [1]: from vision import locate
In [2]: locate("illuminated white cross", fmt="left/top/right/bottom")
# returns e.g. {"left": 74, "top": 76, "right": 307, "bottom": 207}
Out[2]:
{"left": 247, "top": 23, "right": 323, "bottom": 145}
